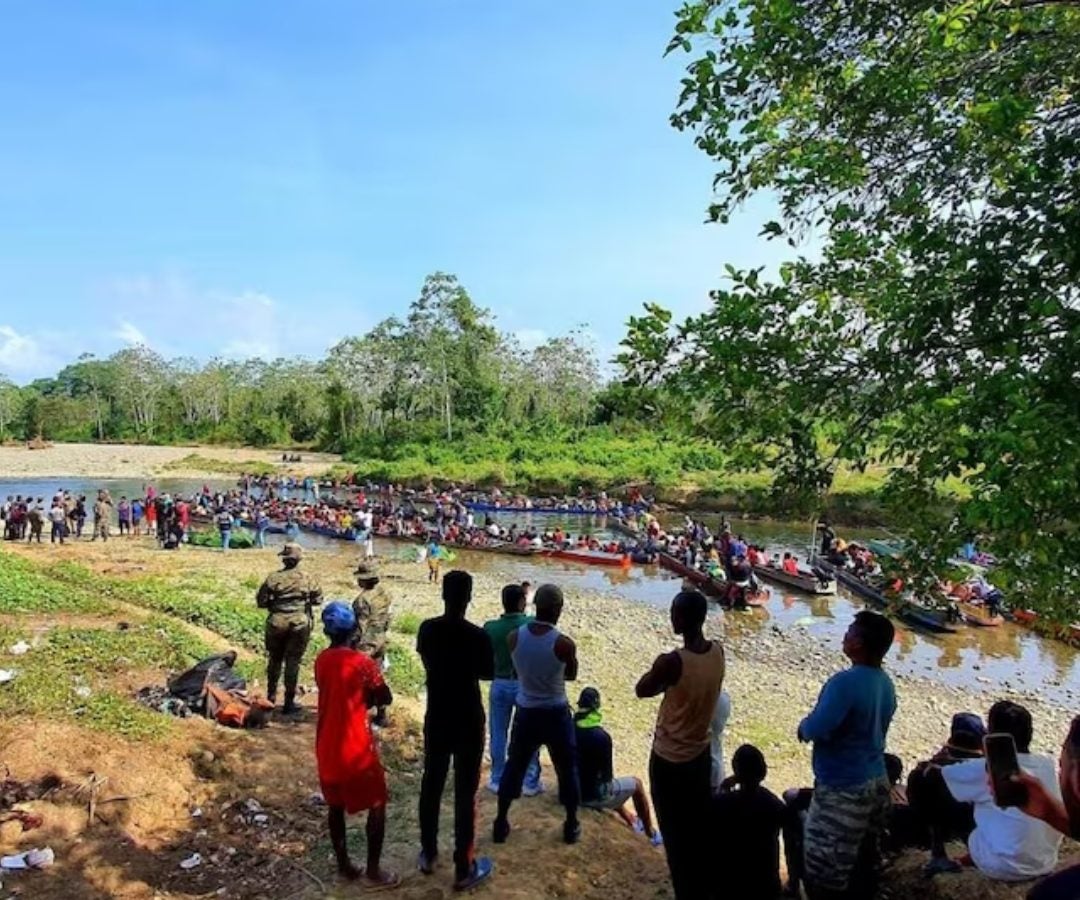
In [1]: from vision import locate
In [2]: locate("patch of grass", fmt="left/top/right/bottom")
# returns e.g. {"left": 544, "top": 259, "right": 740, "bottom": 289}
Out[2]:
{"left": 392, "top": 612, "right": 422, "bottom": 636}
{"left": 46, "top": 563, "right": 268, "bottom": 652}
{"left": 241, "top": 574, "right": 263, "bottom": 591}
{"left": 0, "top": 554, "right": 115, "bottom": 615}
{"left": 0, "top": 617, "right": 213, "bottom": 741}
{"left": 162, "top": 453, "right": 277, "bottom": 476}
{"left": 386, "top": 641, "right": 424, "bottom": 699}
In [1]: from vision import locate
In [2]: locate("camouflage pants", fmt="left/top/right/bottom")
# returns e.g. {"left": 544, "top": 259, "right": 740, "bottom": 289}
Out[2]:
{"left": 265, "top": 619, "right": 311, "bottom": 701}
{"left": 804, "top": 776, "right": 891, "bottom": 894}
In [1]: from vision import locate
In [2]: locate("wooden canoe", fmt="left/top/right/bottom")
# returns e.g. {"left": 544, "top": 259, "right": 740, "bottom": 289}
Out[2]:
{"left": 753, "top": 564, "right": 836, "bottom": 596}
{"left": 542, "top": 548, "right": 632, "bottom": 568}
{"left": 658, "top": 552, "right": 725, "bottom": 596}
{"left": 815, "top": 559, "right": 959, "bottom": 634}
{"left": 958, "top": 602, "right": 1005, "bottom": 628}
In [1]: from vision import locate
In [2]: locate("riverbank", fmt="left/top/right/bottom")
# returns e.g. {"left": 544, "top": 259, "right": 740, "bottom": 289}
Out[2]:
{"left": 0, "top": 439, "right": 925, "bottom": 526}
{"left": 0, "top": 442, "right": 340, "bottom": 479}
{"left": 0, "top": 535, "right": 1074, "bottom": 897}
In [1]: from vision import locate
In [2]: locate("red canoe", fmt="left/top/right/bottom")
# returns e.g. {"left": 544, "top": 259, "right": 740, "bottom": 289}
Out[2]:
{"left": 543, "top": 548, "right": 631, "bottom": 568}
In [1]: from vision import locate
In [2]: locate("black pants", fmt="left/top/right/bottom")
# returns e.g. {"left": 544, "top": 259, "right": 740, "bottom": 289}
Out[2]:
{"left": 907, "top": 762, "right": 974, "bottom": 852}
{"left": 264, "top": 620, "right": 311, "bottom": 701}
{"left": 650, "top": 748, "right": 713, "bottom": 900}
{"left": 419, "top": 720, "right": 484, "bottom": 878}
{"left": 498, "top": 705, "right": 579, "bottom": 813}
{"left": 783, "top": 787, "right": 814, "bottom": 889}
{"left": 1029, "top": 865, "right": 1080, "bottom": 900}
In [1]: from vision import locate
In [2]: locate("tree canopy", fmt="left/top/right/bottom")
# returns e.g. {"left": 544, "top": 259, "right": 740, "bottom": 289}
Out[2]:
{"left": 618, "top": 0, "right": 1080, "bottom": 617}
{"left": 1, "top": 272, "right": 602, "bottom": 456}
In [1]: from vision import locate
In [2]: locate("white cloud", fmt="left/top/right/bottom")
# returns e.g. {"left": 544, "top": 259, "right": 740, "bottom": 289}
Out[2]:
{"left": 114, "top": 320, "right": 148, "bottom": 346}
{"left": 0, "top": 325, "right": 58, "bottom": 381}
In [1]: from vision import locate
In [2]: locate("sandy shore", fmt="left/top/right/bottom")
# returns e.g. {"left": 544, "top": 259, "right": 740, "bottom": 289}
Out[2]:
{"left": 0, "top": 442, "right": 341, "bottom": 479}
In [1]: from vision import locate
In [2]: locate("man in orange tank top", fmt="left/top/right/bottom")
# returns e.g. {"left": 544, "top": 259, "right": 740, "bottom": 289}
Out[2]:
{"left": 636, "top": 590, "right": 726, "bottom": 899}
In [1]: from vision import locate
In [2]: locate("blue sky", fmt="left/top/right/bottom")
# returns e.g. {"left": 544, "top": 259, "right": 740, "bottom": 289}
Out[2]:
{"left": 0, "top": 1, "right": 784, "bottom": 382}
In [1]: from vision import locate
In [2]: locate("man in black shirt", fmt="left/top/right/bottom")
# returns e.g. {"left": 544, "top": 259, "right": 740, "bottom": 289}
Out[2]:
{"left": 416, "top": 570, "right": 495, "bottom": 891}
{"left": 712, "top": 744, "right": 785, "bottom": 899}
{"left": 574, "top": 687, "right": 659, "bottom": 844}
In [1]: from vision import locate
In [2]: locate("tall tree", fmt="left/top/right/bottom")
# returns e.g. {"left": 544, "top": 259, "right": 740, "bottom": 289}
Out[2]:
{"left": 110, "top": 345, "right": 167, "bottom": 439}
{"left": 633, "top": 0, "right": 1080, "bottom": 616}
{"left": 0, "top": 377, "right": 23, "bottom": 441}
{"left": 405, "top": 273, "right": 499, "bottom": 440}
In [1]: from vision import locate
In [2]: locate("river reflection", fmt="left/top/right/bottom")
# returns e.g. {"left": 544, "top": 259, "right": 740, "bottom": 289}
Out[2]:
{"left": 1, "top": 479, "right": 1077, "bottom": 705}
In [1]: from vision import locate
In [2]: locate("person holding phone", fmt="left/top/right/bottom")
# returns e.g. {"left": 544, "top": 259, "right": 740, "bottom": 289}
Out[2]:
{"left": 940, "top": 701, "right": 1063, "bottom": 882}
{"left": 1012, "top": 715, "right": 1080, "bottom": 899}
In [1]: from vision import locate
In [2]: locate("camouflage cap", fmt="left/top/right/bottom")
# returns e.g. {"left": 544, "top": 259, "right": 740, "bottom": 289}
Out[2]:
{"left": 279, "top": 543, "right": 303, "bottom": 560}
{"left": 355, "top": 561, "right": 380, "bottom": 580}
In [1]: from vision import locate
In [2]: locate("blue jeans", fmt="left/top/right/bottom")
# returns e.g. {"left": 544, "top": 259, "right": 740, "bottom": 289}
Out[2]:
{"left": 489, "top": 679, "right": 541, "bottom": 791}
{"left": 221, "top": 529, "right": 231, "bottom": 551}
{"left": 256, "top": 527, "right": 267, "bottom": 548}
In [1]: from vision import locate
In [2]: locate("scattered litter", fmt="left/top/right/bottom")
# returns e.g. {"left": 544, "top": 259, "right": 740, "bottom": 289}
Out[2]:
{"left": 135, "top": 686, "right": 191, "bottom": 718}
{"left": 8, "top": 642, "right": 30, "bottom": 657}
{"left": 190, "top": 807, "right": 203, "bottom": 819}
{"left": 1, "top": 847, "right": 54, "bottom": 870}
{"left": 0, "top": 672, "right": 15, "bottom": 685}
{"left": 179, "top": 853, "right": 202, "bottom": 870}
{"left": 306, "top": 792, "right": 325, "bottom": 807}
{"left": 243, "top": 798, "right": 263, "bottom": 813}
{"left": 252, "top": 814, "right": 269, "bottom": 827}
{"left": 73, "top": 685, "right": 92, "bottom": 699}
{"left": 792, "top": 616, "right": 820, "bottom": 628}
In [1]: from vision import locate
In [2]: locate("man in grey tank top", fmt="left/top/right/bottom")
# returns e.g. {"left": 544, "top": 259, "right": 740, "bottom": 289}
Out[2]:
{"left": 493, "top": 584, "right": 582, "bottom": 845}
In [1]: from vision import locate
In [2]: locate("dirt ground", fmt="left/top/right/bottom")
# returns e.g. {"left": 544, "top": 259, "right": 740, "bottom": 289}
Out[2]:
{"left": 1, "top": 535, "right": 1076, "bottom": 899}
{"left": 0, "top": 442, "right": 340, "bottom": 479}
{"left": 0, "top": 538, "right": 674, "bottom": 899}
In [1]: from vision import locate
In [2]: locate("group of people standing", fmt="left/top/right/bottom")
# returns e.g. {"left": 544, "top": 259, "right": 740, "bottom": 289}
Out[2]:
{"left": 248, "top": 539, "right": 1079, "bottom": 899}
{"left": 2, "top": 491, "right": 114, "bottom": 543}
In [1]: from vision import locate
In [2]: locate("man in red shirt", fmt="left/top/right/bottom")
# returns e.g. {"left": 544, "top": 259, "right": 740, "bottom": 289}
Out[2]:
{"left": 315, "top": 602, "right": 399, "bottom": 888}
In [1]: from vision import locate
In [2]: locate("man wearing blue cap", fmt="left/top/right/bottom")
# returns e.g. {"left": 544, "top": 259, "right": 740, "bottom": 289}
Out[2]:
{"left": 314, "top": 601, "right": 399, "bottom": 889}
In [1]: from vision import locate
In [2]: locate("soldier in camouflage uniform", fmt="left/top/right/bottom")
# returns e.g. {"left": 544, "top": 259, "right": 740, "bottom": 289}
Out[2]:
{"left": 256, "top": 543, "right": 323, "bottom": 714}
{"left": 352, "top": 561, "right": 392, "bottom": 724}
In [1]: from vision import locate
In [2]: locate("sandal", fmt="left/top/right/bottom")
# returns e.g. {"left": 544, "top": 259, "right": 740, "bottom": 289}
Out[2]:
{"left": 362, "top": 869, "right": 401, "bottom": 892}
{"left": 454, "top": 857, "right": 494, "bottom": 892}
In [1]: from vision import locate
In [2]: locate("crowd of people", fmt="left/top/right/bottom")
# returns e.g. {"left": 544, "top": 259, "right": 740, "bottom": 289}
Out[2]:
{"left": 249, "top": 541, "right": 1078, "bottom": 899}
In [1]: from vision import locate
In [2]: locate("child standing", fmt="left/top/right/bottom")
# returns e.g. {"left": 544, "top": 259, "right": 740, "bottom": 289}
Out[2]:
{"left": 315, "top": 602, "right": 400, "bottom": 888}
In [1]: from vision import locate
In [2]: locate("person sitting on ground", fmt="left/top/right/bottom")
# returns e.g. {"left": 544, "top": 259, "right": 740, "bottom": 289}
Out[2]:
{"left": 1013, "top": 714, "right": 1080, "bottom": 900}
{"left": 884, "top": 752, "right": 925, "bottom": 852}
{"left": 938, "top": 700, "right": 1063, "bottom": 882}
{"left": 574, "top": 686, "right": 661, "bottom": 845}
{"left": 797, "top": 610, "right": 897, "bottom": 900}
{"left": 906, "top": 711, "right": 986, "bottom": 873}
{"left": 314, "top": 602, "right": 399, "bottom": 888}
{"left": 713, "top": 744, "right": 785, "bottom": 899}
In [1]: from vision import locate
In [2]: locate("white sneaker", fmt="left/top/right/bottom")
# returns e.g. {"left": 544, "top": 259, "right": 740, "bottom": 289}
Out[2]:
{"left": 485, "top": 781, "right": 500, "bottom": 795}
{"left": 522, "top": 782, "right": 546, "bottom": 797}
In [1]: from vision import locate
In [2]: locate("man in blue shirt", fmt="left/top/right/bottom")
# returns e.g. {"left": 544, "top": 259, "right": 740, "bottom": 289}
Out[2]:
{"left": 798, "top": 610, "right": 896, "bottom": 900}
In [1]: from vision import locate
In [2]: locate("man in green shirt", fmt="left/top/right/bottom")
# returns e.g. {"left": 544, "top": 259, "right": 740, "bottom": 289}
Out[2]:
{"left": 483, "top": 583, "right": 543, "bottom": 795}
